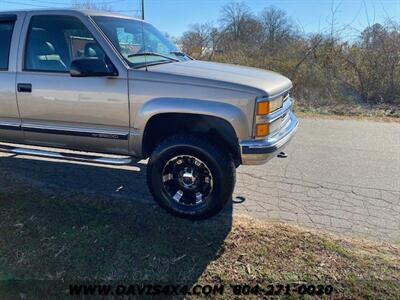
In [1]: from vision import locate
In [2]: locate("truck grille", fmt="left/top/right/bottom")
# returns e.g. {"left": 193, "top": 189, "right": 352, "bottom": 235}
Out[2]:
{"left": 282, "top": 91, "right": 290, "bottom": 103}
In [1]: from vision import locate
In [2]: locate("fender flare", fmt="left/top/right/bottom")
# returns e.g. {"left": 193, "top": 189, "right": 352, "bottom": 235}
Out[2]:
{"left": 134, "top": 97, "right": 251, "bottom": 140}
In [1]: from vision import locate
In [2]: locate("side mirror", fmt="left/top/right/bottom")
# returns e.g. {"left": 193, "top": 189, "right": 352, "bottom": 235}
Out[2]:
{"left": 70, "top": 58, "right": 118, "bottom": 77}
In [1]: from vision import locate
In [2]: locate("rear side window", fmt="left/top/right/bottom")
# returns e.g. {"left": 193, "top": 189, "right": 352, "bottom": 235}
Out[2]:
{"left": 24, "top": 15, "right": 106, "bottom": 73}
{"left": 0, "top": 20, "right": 15, "bottom": 70}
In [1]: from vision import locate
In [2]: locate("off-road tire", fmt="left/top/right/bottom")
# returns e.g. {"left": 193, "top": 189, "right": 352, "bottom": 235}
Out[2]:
{"left": 147, "top": 134, "right": 236, "bottom": 220}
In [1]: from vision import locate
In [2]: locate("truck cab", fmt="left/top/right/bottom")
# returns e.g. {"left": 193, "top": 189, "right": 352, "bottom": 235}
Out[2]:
{"left": 0, "top": 9, "right": 298, "bottom": 219}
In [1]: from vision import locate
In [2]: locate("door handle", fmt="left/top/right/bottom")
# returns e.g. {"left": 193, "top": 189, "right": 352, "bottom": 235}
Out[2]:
{"left": 17, "top": 83, "right": 32, "bottom": 93}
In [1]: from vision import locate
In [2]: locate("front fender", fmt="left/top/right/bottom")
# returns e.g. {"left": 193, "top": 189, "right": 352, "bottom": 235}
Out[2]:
{"left": 131, "top": 98, "right": 251, "bottom": 156}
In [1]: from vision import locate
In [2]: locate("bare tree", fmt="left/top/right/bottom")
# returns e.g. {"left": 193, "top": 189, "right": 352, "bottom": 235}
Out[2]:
{"left": 259, "top": 6, "right": 294, "bottom": 45}
{"left": 219, "top": 1, "right": 263, "bottom": 51}
{"left": 220, "top": 1, "right": 252, "bottom": 41}
{"left": 344, "top": 22, "right": 400, "bottom": 104}
{"left": 180, "top": 23, "right": 214, "bottom": 58}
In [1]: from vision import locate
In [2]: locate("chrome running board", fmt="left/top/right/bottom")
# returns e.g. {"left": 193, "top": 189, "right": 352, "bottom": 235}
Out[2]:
{"left": 0, "top": 144, "right": 133, "bottom": 165}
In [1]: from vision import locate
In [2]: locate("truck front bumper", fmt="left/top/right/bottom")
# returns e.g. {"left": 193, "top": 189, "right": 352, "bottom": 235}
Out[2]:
{"left": 240, "top": 110, "right": 298, "bottom": 165}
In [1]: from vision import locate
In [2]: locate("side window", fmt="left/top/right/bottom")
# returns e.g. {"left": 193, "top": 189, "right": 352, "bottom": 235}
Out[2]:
{"left": 24, "top": 15, "right": 106, "bottom": 73}
{"left": 0, "top": 20, "right": 15, "bottom": 70}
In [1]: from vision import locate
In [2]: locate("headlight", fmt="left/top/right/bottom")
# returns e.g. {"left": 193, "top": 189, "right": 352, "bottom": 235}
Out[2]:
{"left": 256, "top": 98, "right": 283, "bottom": 115}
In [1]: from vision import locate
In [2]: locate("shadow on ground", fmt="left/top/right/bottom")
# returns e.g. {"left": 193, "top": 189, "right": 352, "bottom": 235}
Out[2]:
{"left": 0, "top": 156, "right": 233, "bottom": 299}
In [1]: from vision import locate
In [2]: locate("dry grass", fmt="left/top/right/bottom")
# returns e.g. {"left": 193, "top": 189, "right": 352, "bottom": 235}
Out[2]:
{"left": 294, "top": 103, "right": 400, "bottom": 123}
{"left": 296, "top": 111, "right": 400, "bottom": 123}
{"left": 0, "top": 174, "right": 399, "bottom": 299}
{"left": 200, "top": 217, "right": 400, "bottom": 299}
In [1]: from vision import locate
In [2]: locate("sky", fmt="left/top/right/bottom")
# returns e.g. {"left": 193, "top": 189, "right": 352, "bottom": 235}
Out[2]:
{"left": 1, "top": 0, "right": 399, "bottom": 38}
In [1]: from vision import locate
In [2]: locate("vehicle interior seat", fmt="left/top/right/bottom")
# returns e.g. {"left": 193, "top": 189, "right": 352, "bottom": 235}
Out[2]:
{"left": 84, "top": 42, "right": 105, "bottom": 59}
{"left": 26, "top": 28, "right": 68, "bottom": 72}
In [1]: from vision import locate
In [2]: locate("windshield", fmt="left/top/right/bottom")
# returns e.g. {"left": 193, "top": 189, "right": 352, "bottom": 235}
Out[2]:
{"left": 92, "top": 16, "right": 189, "bottom": 68}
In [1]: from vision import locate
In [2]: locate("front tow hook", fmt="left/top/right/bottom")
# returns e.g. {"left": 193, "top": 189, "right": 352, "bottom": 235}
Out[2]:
{"left": 277, "top": 152, "right": 288, "bottom": 158}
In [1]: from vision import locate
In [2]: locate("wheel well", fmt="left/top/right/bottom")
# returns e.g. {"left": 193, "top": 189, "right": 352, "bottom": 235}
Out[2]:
{"left": 142, "top": 113, "right": 241, "bottom": 166}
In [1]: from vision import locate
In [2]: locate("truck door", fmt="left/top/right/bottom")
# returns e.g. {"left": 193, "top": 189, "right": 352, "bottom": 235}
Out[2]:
{"left": 0, "top": 13, "right": 24, "bottom": 143}
{"left": 16, "top": 12, "right": 130, "bottom": 155}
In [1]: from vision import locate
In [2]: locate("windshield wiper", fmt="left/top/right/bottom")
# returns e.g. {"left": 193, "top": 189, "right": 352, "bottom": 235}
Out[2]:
{"left": 133, "top": 60, "right": 177, "bottom": 69}
{"left": 170, "top": 51, "right": 193, "bottom": 60}
{"left": 128, "top": 52, "right": 179, "bottom": 62}
{"left": 170, "top": 51, "right": 186, "bottom": 56}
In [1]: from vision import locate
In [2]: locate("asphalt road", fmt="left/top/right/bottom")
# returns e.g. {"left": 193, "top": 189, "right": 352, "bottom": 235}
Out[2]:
{"left": 234, "top": 118, "right": 400, "bottom": 242}
{"left": 0, "top": 118, "right": 399, "bottom": 242}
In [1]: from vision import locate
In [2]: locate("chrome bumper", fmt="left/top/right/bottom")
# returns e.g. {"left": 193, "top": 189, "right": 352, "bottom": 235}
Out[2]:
{"left": 240, "top": 108, "right": 298, "bottom": 165}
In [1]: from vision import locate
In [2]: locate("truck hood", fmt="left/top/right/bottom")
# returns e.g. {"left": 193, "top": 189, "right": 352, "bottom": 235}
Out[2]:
{"left": 146, "top": 60, "right": 292, "bottom": 97}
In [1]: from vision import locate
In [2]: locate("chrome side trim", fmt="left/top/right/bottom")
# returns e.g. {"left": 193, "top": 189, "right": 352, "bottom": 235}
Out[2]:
{"left": 21, "top": 124, "right": 129, "bottom": 140}
{"left": 0, "top": 121, "right": 21, "bottom": 131}
{"left": 0, "top": 143, "right": 133, "bottom": 165}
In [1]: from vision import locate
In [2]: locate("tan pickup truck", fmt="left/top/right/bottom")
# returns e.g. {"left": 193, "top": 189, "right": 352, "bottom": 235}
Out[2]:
{"left": 0, "top": 9, "right": 298, "bottom": 219}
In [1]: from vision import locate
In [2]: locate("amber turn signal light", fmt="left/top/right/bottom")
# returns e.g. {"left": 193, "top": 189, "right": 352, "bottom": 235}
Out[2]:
{"left": 256, "top": 101, "right": 270, "bottom": 115}
{"left": 256, "top": 124, "right": 269, "bottom": 137}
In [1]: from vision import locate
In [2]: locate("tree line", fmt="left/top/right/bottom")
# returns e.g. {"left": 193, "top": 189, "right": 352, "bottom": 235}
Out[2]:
{"left": 180, "top": 2, "right": 400, "bottom": 109}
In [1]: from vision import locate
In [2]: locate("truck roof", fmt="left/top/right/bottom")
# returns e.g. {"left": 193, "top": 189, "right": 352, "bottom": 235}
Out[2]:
{"left": 0, "top": 8, "right": 139, "bottom": 20}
